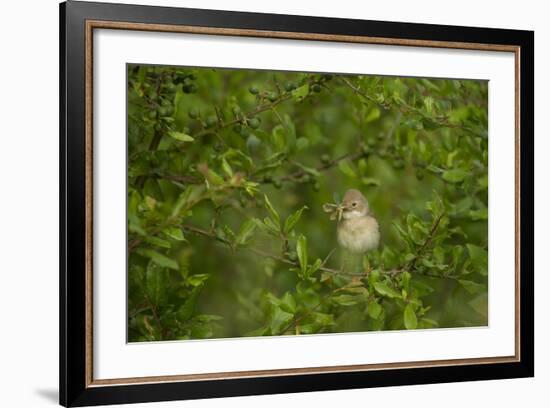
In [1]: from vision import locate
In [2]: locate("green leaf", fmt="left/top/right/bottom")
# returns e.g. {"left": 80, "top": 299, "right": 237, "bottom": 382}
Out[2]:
{"left": 442, "top": 168, "right": 468, "bottom": 184}
{"left": 418, "top": 318, "right": 439, "bottom": 329}
{"left": 459, "top": 279, "right": 486, "bottom": 295}
{"left": 365, "top": 107, "right": 381, "bottom": 123}
{"left": 367, "top": 300, "right": 382, "bottom": 319}
{"left": 269, "top": 115, "right": 296, "bottom": 152}
{"left": 421, "top": 258, "right": 447, "bottom": 270}
{"left": 221, "top": 158, "right": 233, "bottom": 177}
{"left": 306, "top": 258, "right": 322, "bottom": 278}
{"left": 293, "top": 161, "right": 321, "bottom": 177}
{"left": 168, "top": 131, "right": 194, "bottom": 142}
{"left": 177, "top": 285, "right": 202, "bottom": 321}
{"left": 136, "top": 248, "right": 179, "bottom": 270}
{"left": 368, "top": 269, "right": 380, "bottom": 286}
{"left": 143, "top": 236, "right": 172, "bottom": 249}
{"left": 361, "top": 177, "right": 380, "bottom": 186}
{"left": 425, "top": 196, "right": 445, "bottom": 218}
{"left": 245, "top": 326, "right": 270, "bottom": 337}
{"left": 251, "top": 217, "right": 276, "bottom": 235}
{"left": 338, "top": 160, "right": 357, "bottom": 178}
{"left": 373, "top": 282, "right": 401, "bottom": 299}
{"left": 190, "top": 324, "right": 214, "bottom": 339}
{"left": 467, "top": 244, "right": 488, "bottom": 276}
{"left": 284, "top": 206, "right": 308, "bottom": 234}
{"left": 393, "top": 222, "right": 410, "bottom": 245}
{"left": 469, "top": 208, "right": 488, "bottom": 221}
{"left": 421, "top": 78, "right": 441, "bottom": 91}
{"left": 296, "top": 234, "right": 308, "bottom": 276}
{"left": 163, "top": 227, "right": 185, "bottom": 241}
{"left": 270, "top": 307, "right": 294, "bottom": 334}
{"left": 222, "top": 148, "right": 254, "bottom": 169}
{"left": 235, "top": 219, "right": 257, "bottom": 246}
{"left": 271, "top": 124, "right": 287, "bottom": 151}
{"left": 310, "top": 312, "right": 335, "bottom": 327}
{"left": 128, "top": 220, "right": 146, "bottom": 237}
{"left": 264, "top": 194, "right": 280, "bottom": 228}
{"left": 291, "top": 84, "right": 309, "bottom": 102}
{"left": 403, "top": 304, "right": 418, "bottom": 329}
{"left": 262, "top": 217, "right": 280, "bottom": 235}
{"left": 171, "top": 185, "right": 204, "bottom": 218}
{"left": 478, "top": 174, "right": 489, "bottom": 189}
{"left": 401, "top": 271, "right": 412, "bottom": 292}
{"left": 426, "top": 164, "right": 444, "bottom": 174}
{"left": 450, "top": 246, "right": 465, "bottom": 269}
{"left": 381, "top": 247, "right": 398, "bottom": 267}
{"left": 187, "top": 274, "right": 209, "bottom": 287}
{"left": 145, "top": 261, "right": 167, "bottom": 305}
{"left": 452, "top": 197, "right": 474, "bottom": 215}
{"left": 332, "top": 294, "right": 360, "bottom": 306}
{"left": 221, "top": 225, "right": 236, "bottom": 242}
{"left": 197, "top": 164, "right": 225, "bottom": 186}
{"left": 195, "top": 314, "right": 223, "bottom": 323}
{"left": 243, "top": 181, "right": 259, "bottom": 196}
{"left": 403, "top": 253, "right": 416, "bottom": 262}
{"left": 280, "top": 292, "right": 297, "bottom": 314}
{"left": 446, "top": 150, "right": 459, "bottom": 167}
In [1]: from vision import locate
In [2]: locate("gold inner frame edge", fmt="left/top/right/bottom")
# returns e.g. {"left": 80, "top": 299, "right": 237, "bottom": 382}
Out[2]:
{"left": 84, "top": 19, "right": 522, "bottom": 388}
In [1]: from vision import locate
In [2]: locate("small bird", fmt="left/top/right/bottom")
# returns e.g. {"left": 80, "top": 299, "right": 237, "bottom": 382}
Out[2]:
{"left": 336, "top": 189, "right": 380, "bottom": 255}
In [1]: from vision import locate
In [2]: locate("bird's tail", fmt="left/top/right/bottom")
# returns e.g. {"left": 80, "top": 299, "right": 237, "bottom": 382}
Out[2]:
{"left": 340, "top": 251, "right": 365, "bottom": 274}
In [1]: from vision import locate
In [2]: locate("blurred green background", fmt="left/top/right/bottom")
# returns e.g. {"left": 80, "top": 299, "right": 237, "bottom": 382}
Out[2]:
{"left": 127, "top": 64, "right": 488, "bottom": 342}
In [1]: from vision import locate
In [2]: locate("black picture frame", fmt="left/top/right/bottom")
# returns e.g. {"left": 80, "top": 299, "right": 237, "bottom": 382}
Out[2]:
{"left": 60, "top": 1, "right": 534, "bottom": 406}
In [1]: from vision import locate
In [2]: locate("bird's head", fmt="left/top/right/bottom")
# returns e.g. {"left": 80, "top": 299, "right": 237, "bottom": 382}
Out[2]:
{"left": 341, "top": 189, "right": 369, "bottom": 219}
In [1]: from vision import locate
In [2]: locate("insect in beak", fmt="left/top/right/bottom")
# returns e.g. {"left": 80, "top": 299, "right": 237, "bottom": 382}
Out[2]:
{"left": 323, "top": 202, "right": 345, "bottom": 221}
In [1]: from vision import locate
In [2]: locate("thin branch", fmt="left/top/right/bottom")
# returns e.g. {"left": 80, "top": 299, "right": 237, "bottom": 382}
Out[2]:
{"left": 157, "top": 174, "right": 203, "bottom": 184}
{"left": 128, "top": 301, "right": 149, "bottom": 319}
{"left": 340, "top": 77, "right": 379, "bottom": 105}
{"left": 179, "top": 224, "right": 364, "bottom": 277}
{"left": 408, "top": 212, "right": 444, "bottom": 271}
{"left": 279, "top": 212, "right": 449, "bottom": 336}
{"left": 133, "top": 79, "right": 298, "bottom": 187}
{"left": 340, "top": 77, "right": 478, "bottom": 136}
{"left": 154, "top": 149, "right": 365, "bottom": 186}
{"left": 385, "top": 212, "right": 446, "bottom": 278}
{"left": 279, "top": 150, "right": 365, "bottom": 182}
{"left": 144, "top": 294, "right": 164, "bottom": 340}
{"left": 280, "top": 297, "right": 325, "bottom": 335}
{"left": 135, "top": 72, "right": 168, "bottom": 189}
{"left": 280, "top": 274, "right": 353, "bottom": 335}
{"left": 189, "top": 73, "right": 331, "bottom": 142}
{"left": 192, "top": 94, "right": 292, "bottom": 140}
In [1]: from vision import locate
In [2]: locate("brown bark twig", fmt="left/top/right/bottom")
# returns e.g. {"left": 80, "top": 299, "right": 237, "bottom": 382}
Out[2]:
{"left": 339, "top": 77, "right": 478, "bottom": 136}
{"left": 279, "top": 150, "right": 366, "bottom": 182}
{"left": 144, "top": 294, "right": 165, "bottom": 340}
{"left": 385, "top": 212, "right": 446, "bottom": 278}
{"left": 180, "top": 224, "right": 364, "bottom": 277}
{"left": 407, "top": 212, "right": 445, "bottom": 271}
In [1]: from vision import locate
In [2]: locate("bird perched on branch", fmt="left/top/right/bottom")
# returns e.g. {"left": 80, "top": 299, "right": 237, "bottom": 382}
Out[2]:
{"left": 324, "top": 189, "right": 380, "bottom": 273}
{"left": 336, "top": 189, "right": 380, "bottom": 254}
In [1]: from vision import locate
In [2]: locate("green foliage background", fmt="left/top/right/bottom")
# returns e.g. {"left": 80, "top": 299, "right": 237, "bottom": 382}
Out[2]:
{"left": 127, "top": 64, "right": 488, "bottom": 342}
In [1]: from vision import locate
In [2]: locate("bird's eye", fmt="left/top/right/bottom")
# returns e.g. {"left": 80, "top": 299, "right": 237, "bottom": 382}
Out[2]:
{"left": 352, "top": 202, "right": 357, "bottom": 207}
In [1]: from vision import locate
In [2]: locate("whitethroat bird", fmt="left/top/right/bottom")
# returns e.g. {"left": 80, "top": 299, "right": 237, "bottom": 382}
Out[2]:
{"left": 337, "top": 189, "right": 380, "bottom": 254}
{"left": 325, "top": 189, "right": 380, "bottom": 272}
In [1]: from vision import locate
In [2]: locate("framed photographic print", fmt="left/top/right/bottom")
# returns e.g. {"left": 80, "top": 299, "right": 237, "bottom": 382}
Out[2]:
{"left": 59, "top": 1, "right": 534, "bottom": 406}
